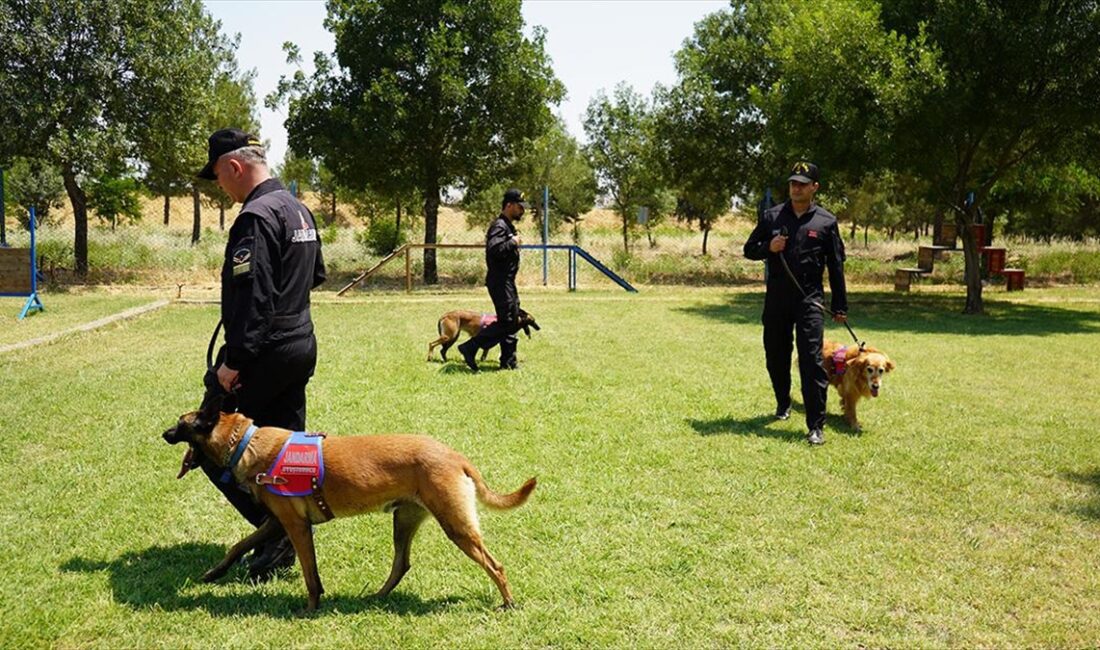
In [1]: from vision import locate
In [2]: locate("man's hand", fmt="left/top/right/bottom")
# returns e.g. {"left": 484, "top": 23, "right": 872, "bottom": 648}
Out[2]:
{"left": 216, "top": 363, "right": 241, "bottom": 392}
{"left": 769, "top": 235, "right": 787, "bottom": 253}
{"left": 513, "top": 234, "right": 523, "bottom": 246}
{"left": 832, "top": 311, "right": 848, "bottom": 323}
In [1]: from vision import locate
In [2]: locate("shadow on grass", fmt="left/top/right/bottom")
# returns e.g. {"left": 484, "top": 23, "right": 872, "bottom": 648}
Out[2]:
{"left": 1062, "top": 470, "right": 1100, "bottom": 520}
{"left": 689, "top": 406, "right": 859, "bottom": 443}
{"left": 60, "top": 542, "right": 465, "bottom": 618}
{"left": 677, "top": 291, "right": 1100, "bottom": 337}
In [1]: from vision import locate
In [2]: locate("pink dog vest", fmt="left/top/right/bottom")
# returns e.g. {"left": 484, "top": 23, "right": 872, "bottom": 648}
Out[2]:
{"left": 832, "top": 346, "right": 849, "bottom": 376}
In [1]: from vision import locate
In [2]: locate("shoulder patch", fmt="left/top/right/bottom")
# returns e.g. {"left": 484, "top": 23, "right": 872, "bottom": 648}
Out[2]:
{"left": 232, "top": 246, "right": 252, "bottom": 265}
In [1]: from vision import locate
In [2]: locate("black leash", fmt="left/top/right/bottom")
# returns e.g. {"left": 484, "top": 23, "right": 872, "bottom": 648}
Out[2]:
{"left": 776, "top": 227, "right": 863, "bottom": 349}
{"left": 206, "top": 318, "right": 223, "bottom": 372}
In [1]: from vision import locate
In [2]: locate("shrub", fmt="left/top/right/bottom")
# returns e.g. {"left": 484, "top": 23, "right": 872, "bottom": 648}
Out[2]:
{"left": 356, "top": 217, "right": 406, "bottom": 256}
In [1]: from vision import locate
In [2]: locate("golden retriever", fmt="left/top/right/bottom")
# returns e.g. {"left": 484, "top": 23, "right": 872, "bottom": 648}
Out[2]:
{"left": 822, "top": 339, "right": 896, "bottom": 431}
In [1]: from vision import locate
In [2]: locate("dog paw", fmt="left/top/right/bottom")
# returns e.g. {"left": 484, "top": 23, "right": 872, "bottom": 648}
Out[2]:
{"left": 201, "top": 569, "right": 223, "bottom": 583}
{"left": 496, "top": 601, "right": 517, "bottom": 612}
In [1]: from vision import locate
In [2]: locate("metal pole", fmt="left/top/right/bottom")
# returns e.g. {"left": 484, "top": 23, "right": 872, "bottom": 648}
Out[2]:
{"left": 29, "top": 206, "right": 36, "bottom": 294}
{"left": 0, "top": 168, "right": 7, "bottom": 247}
{"left": 542, "top": 185, "right": 549, "bottom": 286}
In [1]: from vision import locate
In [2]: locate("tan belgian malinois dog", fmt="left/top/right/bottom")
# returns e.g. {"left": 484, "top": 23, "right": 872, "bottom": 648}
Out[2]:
{"left": 162, "top": 393, "right": 536, "bottom": 611}
{"left": 427, "top": 308, "right": 540, "bottom": 362}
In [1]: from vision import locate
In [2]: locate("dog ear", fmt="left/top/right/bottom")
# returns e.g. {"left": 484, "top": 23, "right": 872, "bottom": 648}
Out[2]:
{"left": 885, "top": 358, "right": 896, "bottom": 372}
{"left": 195, "top": 392, "right": 225, "bottom": 432}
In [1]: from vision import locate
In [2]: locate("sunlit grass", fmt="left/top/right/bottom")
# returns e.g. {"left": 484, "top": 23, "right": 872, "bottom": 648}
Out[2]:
{"left": 2, "top": 286, "right": 1099, "bottom": 647}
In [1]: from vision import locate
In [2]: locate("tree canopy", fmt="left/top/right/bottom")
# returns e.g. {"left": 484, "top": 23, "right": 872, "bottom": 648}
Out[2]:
{"left": 276, "top": 0, "right": 563, "bottom": 283}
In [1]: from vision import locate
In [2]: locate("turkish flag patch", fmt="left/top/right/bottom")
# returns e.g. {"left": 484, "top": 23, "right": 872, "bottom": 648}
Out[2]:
{"left": 807, "top": 230, "right": 819, "bottom": 238}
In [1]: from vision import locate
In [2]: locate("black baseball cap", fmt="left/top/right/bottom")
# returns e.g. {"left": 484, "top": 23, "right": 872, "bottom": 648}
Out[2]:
{"left": 197, "top": 128, "right": 263, "bottom": 180}
{"left": 788, "top": 161, "right": 820, "bottom": 184}
{"left": 502, "top": 188, "right": 531, "bottom": 209}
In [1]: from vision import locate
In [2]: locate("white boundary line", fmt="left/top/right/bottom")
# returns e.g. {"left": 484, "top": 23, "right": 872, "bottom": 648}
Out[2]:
{"left": 0, "top": 299, "right": 171, "bottom": 355}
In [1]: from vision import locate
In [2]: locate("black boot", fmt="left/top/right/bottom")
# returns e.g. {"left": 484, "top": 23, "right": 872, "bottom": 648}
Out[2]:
{"left": 499, "top": 338, "right": 518, "bottom": 370}
{"left": 458, "top": 338, "right": 480, "bottom": 372}
{"left": 248, "top": 533, "right": 297, "bottom": 582}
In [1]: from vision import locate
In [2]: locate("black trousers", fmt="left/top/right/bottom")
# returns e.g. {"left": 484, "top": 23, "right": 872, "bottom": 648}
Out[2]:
{"left": 762, "top": 294, "right": 828, "bottom": 430}
{"left": 200, "top": 333, "right": 318, "bottom": 526}
{"left": 476, "top": 280, "right": 519, "bottom": 363}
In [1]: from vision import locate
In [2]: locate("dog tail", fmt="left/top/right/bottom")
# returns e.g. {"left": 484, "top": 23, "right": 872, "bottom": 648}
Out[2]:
{"left": 437, "top": 318, "right": 443, "bottom": 335}
{"left": 464, "top": 463, "right": 537, "bottom": 510}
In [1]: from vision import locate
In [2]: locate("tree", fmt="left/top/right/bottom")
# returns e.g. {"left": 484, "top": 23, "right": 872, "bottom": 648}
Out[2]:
{"left": 462, "top": 116, "right": 596, "bottom": 241}
{"left": 86, "top": 168, "right": 143, "bottom": 231}
{"left": 1, "top": 157, "right": 65, "bottom": 228}
{"left": 275, "top": 0, "right": 563, "bottom": 284}
{"left": 0, "top": 0, "right": 238, "bottom": 274}
{"left": 584, "top": 84, "right": 668, "bottom": 254}
{"left": 880, "top": 0, "right": 1100, "bottom": 313}
{"left": 194, "top": 54, "right": 260, "bottom": 240}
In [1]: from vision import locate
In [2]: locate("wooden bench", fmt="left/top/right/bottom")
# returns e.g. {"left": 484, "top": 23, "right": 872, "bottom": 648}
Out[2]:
{"left": 933, "top": 223, "right": 958, "bottom": 248}
{"left": 895, "top": 267, "right": 927, "bottom": 292}
{"left": 1002, "top": 268, "right": 1026, "bottom": 291}
{"left": 917, "top": 245, "right": 954, "bottom": 271}
{"left": 981, "top": 247, "right": 1007, "bottom": 275}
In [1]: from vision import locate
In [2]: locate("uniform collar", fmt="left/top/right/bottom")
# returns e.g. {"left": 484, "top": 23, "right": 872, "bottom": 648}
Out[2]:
{"left": 241, "top": 178, "right": 286, "bottom": 208}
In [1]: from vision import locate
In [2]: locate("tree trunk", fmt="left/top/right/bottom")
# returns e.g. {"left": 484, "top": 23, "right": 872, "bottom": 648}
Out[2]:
{"left": 163, "top": 195, "right": 170, "bottom": 226}
{"left": 864, "top": 225, "right": 869, "bottom": 248}
{"left": 933, "top": 207, "right": 945, "bottom": 244}
{"left": 957, "top": 209, "right": 984, "bottom": 314}
{"left": 191, "top": 184, "right": 201, "bottom": 245}
{"left": 620, "top": 212, "right": 630, "bottom": 254}
{"left": 219, "top": 204, "right": 225, "bottom": 230}
{"left": 395, "top": 196, "right": 401, "bottom": 234}
{"left": 850, "top": 218, "right": 857, "bottom": 240}
{"left": 702, "top": 226, "right": 710, "bottom": 255}
{"left": 330, "top": 191, "right": 336, "bottom": 225}
{"left": 423, "top": 185, "right": 439, "bottom": 284}
{"left": 61, "top": 164, "right": 88, "bottom": 277}
{"left": 646, "top": 223, "right": 655, "bottom": 248}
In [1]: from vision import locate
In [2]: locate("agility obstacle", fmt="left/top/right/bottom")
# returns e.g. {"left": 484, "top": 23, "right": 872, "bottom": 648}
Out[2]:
{"left": 336, "top": 242, "right": 637, "bottom": 295}
{"left": 0, "top": 207, "right": 44, "bottom": 319}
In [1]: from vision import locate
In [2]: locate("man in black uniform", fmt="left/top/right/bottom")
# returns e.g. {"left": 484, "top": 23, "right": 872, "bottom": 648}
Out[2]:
{"left": 743, "top": 161, "right": 847, "bottom": 445}
{"left": 193, "top": 128, "right": 326, "bottom": 578}
{"left": 457, "top": 187, "right": 528, "bottom": 371}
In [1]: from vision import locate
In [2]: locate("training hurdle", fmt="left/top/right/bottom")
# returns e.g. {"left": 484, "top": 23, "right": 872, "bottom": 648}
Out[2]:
{"left": 337, "top": 243, "right": 636, "bottom": 295}
{"left": 0, "top": 207, "right": 44, "bottom": 319}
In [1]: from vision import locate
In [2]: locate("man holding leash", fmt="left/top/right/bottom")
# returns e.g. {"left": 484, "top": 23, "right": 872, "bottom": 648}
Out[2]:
{"left": 744, "top": 161, "right": 848, "bottom": 445}
{"left": 191, "top": 128, "right": 326, "bottom": 578}
{"left": 458, "top": 188, "right": 528, "bottom": 371}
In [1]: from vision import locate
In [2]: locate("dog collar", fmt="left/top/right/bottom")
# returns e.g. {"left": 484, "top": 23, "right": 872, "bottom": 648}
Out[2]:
{"left": 220, "top": 424, "right": 258, "bottom": 484}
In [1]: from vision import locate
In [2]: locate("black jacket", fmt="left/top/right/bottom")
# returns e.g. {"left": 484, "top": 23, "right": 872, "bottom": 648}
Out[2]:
{"left": 744, "top": 200, "right": 848, "bottom": 313}
{"left": 221, "top": 178, "right": 326, "bottom": 368}
{"left": 485, "top": 214, "right": 519, "bottom": 285}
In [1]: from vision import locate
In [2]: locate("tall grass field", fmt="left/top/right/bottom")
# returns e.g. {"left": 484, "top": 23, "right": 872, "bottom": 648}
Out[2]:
{"left": 2, "top": 286, "right": 1099, "bottom": 647}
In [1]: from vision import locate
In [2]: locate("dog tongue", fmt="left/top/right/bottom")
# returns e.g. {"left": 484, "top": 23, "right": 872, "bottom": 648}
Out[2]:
{"left": 871, "top": 387, "right": 879, "bottom": 397}
{"left": 177, "top": 447, "right": 194, "bottom": 479}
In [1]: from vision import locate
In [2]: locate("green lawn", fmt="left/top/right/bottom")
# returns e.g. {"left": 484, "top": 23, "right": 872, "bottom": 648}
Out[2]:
{"left": 0, "top": 291, "right": 160, "bottom": 347}
{"left": 2, "top": 286, "right": 1099, "bottom": 647}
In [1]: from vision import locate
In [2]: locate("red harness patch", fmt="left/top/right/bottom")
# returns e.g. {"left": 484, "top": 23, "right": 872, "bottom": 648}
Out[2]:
{"left": 832, "top": 346, "right": 849, "bottom": 376}
{"left": 263, "top": 432, "right": 326, "bottom": 496}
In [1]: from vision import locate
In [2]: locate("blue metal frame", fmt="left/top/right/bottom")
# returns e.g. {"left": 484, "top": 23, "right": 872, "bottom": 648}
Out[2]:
{"left": 519, "top": 244, "right": 637, "bottom": 292}
{"left": 2, "top": 207, "right": 44, "bottom": 319}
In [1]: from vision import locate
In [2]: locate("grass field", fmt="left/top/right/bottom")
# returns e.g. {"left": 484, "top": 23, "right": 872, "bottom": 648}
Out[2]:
{"left": 2, "top": 286, "right": 1100, "bottom": 647}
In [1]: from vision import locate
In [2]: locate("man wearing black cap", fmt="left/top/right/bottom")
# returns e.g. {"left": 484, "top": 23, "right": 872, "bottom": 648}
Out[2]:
{"left": 458, "top": 188, "right": 528, "bottom": 371}
{"left": 192, "top": 128, "right": 327, "bottom": 578}
{"left": 743, "top": 161, "right": 848, "bottom": 445}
